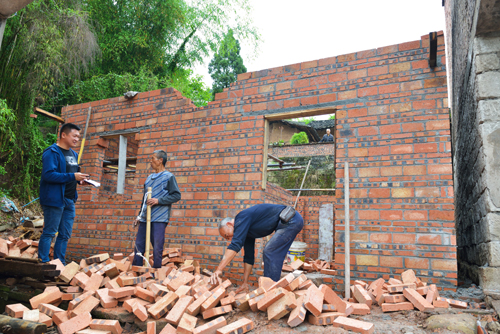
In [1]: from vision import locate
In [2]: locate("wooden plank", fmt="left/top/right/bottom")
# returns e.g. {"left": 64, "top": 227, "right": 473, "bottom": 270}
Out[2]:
{"left": 262, "top": 118, "right": 269, "bottom": 190}
{"left": 97, "top": 126, "right": 150, "bottom": 139}
{"left": 117, "top": 135, "right": 127, "bottom": 194}
{"left": 267, "top": 154, "right": 284, "bottom": 164}
{"left": 264, "top": 107, "right": 336, "bottom": 121}
{"left": 34, "top": 107, "right": 65, "bottom": 123}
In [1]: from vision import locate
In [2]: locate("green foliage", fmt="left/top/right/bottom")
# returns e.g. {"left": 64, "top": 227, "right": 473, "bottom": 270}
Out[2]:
{"left": 290, "top": 132, "right": 309, "bottom": 145}
{"left": 208, "top": 29, "right": 247, "bottom": 98}
{"left": 329, "top": 114, "right": 336, "bottom": 120}
{"left": 0, "top": 100, "right": 17, "bottom": 175}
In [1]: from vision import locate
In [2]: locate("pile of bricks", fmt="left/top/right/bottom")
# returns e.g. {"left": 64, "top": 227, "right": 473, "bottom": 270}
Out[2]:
{"left": 0, "top": 236, "right": 39, "bottom": 259}
{"left": 345, "top": 269, "right": 467, "bottom": 315}
{"left": 282, "top": 259, "right": 336, "bottom": 275}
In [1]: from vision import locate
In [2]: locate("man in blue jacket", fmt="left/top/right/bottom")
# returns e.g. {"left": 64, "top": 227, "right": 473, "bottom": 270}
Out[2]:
{"left": 39, "top": 123, "right": 89, "bottom": 265}
{"left": 210, "top": 204, "right": 304, "bottom": 293}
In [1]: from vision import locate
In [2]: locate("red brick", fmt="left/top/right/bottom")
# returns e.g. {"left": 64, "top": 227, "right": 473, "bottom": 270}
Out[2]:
{"left": 333, "top": 316, "right": 374, "bottom": 334}
{"left": 148, "top": 291, "right": 179, "bottom": 319}
{"left": 202, "top": 305, "right": 232, "bottom": 319}
{"left": 166, "top": 295, "right": 194, "bottom": 326}
{"left": 381, "top": 302, "right": 414, "bottom": 312}
{"left": 303, "top": 285, "right": 323, "bottom": 317}
{"left": 308, "top": 312, "right": 346, "bottom": 326}
{"left": 69, "top": 295, "right": 99, "bottom": 318}
{"left": 133, "top": 301, "right": 149, "bottom": 321}
{"left": 147, "top": 321, "right": 156, "bottom": 334}
{"left": 30, "top": 287, "right": 63, "bottom": 309}
{"left": 267, "top": 291, "right": 296, "bottom": 320}
{"left": 201, "top": 286, "right": 226, "bottom": 312}
{"left": 6, "top": 303, "right": 30, "bottom": 318}
{"left": 90, "top": 319, "right": 123, "bottom": 334}
{"left": 108, "top": 287, "right": 135, "bottom": 299}
{"left": 268, "top": 273, "right": 295, "bottom": 291}
{"left": 177, "top": 313, "right": 198, "bottom": 334}
{"left": 216, "top": 317, "right": 254, "bottom": 334}
{"left": 235, "top": 287, "right": 266, "bottom": 311}
{"left": 382, "top": 294, "right": 407, "bottom": 304}
{"left": 38, "top": 303, "right": 64, "bottom": 317}
{"left": 319, "top": 284, "right": 352, "bottom": 315}
{"left": 186, "top": 291, "right": 212, "bottom": 316}
{"left": 134, "top": 287, "right": 155, "bottom": 303}
{"left": 403, "top": 288, "right": 434, "bottom": 312}
{"left": 288, "top": 295, "right": 306, "bottom": 327}
{"left": 57, "top": 312, "right": 92, "bottom": 334}
{"left": 193, "top": 316, "right": 227, "bottom": 334}
{"left": 352, "top": 285, "right": 372, "bottom": 307}
{"left": 350, "top": 303, "right": 371, "bottom": 315}
{"left": 257, "top": 288, "right": 286, "bottom": 312}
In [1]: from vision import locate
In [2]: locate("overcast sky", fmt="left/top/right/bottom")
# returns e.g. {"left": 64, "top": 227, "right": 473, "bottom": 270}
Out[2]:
{"left": 194, "top": 0, "right": 446, "bottom": 89}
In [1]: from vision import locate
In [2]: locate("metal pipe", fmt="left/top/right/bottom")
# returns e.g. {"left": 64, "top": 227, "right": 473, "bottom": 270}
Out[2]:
{"left": 144, "top": 187, "right": 152, "bottom": 267}
{"left": 344, "top": 162, "right": 350, "bottom": 299}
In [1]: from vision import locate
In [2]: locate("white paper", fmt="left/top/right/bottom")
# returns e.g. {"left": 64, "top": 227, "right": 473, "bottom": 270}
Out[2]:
{"left": 84, "top": 179, "right": 101, "bottom": 188}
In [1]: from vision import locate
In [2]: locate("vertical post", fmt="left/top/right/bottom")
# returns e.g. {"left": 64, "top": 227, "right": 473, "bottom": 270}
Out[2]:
{"left": 0, "top": 19, "right": 7, "bottom": 52}
{"left": 144, "top": 187, "right": 152, "bottom": 267}
{"left": 344, "top": 162, "right": 350, "bottom": 299}
{"left": 262, "top": 118, "right": 269, "bottom": 190}
{"left": 117, "top": 135, "right": 127, "bottom": 194}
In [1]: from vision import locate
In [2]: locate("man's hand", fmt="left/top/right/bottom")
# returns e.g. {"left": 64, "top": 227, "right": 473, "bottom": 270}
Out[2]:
{"left": 74, "top": 173, "right": 89, "bottom": 181}
{"left": 133, "top": 217, "right": 140, "bottom": 227}
{"left": 146, "top": 198, "right": 159, "bottom": 206}
{"left": 235, "top": 283, "right": 249, "bottom": 294}
{"left": 210, "top": 270, "right": 222, "bottom": 286}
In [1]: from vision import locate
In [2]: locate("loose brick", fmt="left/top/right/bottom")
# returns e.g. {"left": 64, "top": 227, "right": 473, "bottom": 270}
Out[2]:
{"left": 308, "top": 312, "right": 346, "bottom": 326}
{"left": 117, "top": 275, "right": 146, "bottom": 287}
{"left": 426, "top": 284, "right": 438, "bottom": 303}
{"left": 287, "top": 295, "right": 306, "bottom": 327}
{"left": 401, "top": 269, "right": 417, "bottom": 284}
{"left": 68, "top": 291, "right": 94, "bottom": 311}
{"left": 133, "top": 302, "right": 148, "bottom": 321}
{"left": 70, "top": 295, "right": 100, "bottom": 318}
{"left": 290, "top": 259, "right": 304, "bottom": 270}
{"left": 95, "top": 288, "right": 118, "bottom": 308}
{"left": 90, "top": 319, "right": 123, "bottom": 334}
{"left": 23, "top": 309, "right": 40, "bottom": 322}
{"left": 258, "top": 277, "right": 275, "bottom": 291}
{"left": 187, "top": 291, "right": 212, "bottom": 316}
{"left": 39, "top": 312, "right": 53, "bottom": 327}
{"left": 57, "top": 312, "right": 92, "bottom": 334}
{"left": 53, "top": 311, "right": 70, "bottom": 326}
{"left": 320, "top": 269, "right": 337, "bottom": 275}
{"left": 30, "top": 287, "right": 63, "bottom": 308}
{"left": 322, "top": 304, "right": 337, "bottom": 312}
{"left": 433, "top": 297, "right": 449, "bottom": 308}
{"left": 85, "top": 273, "right": 104, "bottom": 292}
{"left": 268, "top": 292, "right": 296, "bottom": 320}
{"left": 202, "top": 305, "right": 232, "bottom": 319}
{"left": 352, "top": 285, "right": 372, "bottom": 307}
{"left": 39, "top": 303, "right": 64, "bottom": 317}
{"left": 134, "top": 286, "right": 156, "bottom": 303}
{"left": 382, "top": 302, "right": 414, "bottom": 312}
{"left": 201, "top": 286, "right": 226, "bottom": 312}
{"left": 303, "top": 285, "right": 323, "bottom": 316}
{"left": 403, "top": 288, "right": 434, "bottom": 312}
{"left": 257, "top": 288, "right": 286, "bottom": 311}
{"left": 388, "top": 278, "right": 403, "bottom": 285}
{"left": 6, "top": 303, "right": 30, "bottom": 318}
{"left": 443, "top": 297, "right": 467, "bottom": 309}
{"left": 387, "top": 283, "right": 416, "bottom": 293}
{"left": 167, "top": 271, "right": 195, "bottom": 291}
{"left": 248, "top": 294, "right": 266, "bottom": 312}
{"left": 86, "top": 253, "right": 109, "bottom": 264}
{"left": 268, "top": 273, "right": 295, "bottom": 291}
{"left": 148, "top": 291, "right": 179, "bottom": 319}
{"left": 216, "top": 317, "right": 254, "bottom": 334}
{"left": 146, "top": 321, "right": 155, "bottom": 334}
{"left": 159, "top": 324, "right": 177, "bottom": 334}
{"left": 298, "top": 280, "right": 313, "bottom": 290}
{"left": 123, "top": 298, "right": 150, "bottom": 313}
{"left": 98, "top": 263, "right": 120, "bottom": 279}
{"left": 416, "top": 286, "right": 429, "bottom": 296}
{"left": 319, "top": 284, "right": 352, "bottom": 315}
{"left": 60, "top": 262, "right": 80, "bottom": 283}
{"left": 148, "top": 283, "right": 169, "bottom": 297}
{"left": 382, "top": 293, "right": 406, "bottom": 304}
{"left": 286, "top": 274, "right": 307, "bottom": 292}
{"left": 177, "top": 313, "right": 198, "bottom": 334}
{"left": 234, "top": 287, "right": 265, "bottom": 311}
{"left": 220, "top": 294, "right": 234, "bottom": 306}
{"left": 350, "top": 303, "right": 371, "bottom": 315}
{"left": 165, "top": 295, "right": 194, "bottom": 326}
{"left": 193, "top": 316, "right": 227, "bottom": 334}
{"left": 73, "top": 272, "right": 90, "bottom": 289}
{"left": 108, "top": 287, "right": 135, "bottom": 299}
{"left": 332, "top": 316, "right": 374, "bottom": 334}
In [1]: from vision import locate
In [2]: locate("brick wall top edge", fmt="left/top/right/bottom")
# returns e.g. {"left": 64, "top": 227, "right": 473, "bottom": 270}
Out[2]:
{"left": 235, "top": 30, "right": 445, "bottom": 84}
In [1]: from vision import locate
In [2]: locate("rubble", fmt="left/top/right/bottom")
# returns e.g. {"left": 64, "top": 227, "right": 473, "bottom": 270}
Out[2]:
{"left": 1, "top": 242, "right": 476, "bottom": 334}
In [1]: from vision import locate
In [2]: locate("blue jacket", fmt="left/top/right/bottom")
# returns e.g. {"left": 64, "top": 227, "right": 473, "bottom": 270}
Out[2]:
{"left": 40, "top": 143, "right": 78, "bottom": 207}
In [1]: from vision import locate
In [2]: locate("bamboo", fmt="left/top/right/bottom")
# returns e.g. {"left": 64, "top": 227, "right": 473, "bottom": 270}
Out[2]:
{"left": 144, "top": 187, "right": 152, "bottom": 267}
{"left": 77, "top": 107, "right": 92, "bottom": 164}
{"left": 294, "top": 159, "right": 312, "bottom": 209}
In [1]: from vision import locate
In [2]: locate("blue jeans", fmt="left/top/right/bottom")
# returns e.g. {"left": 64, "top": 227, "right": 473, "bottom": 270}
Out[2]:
{"left": 263, "top": 211, "right": 304, "bottom": 281}
{"left": 132, "top": 222, "right": 167, "bottom": 268}
{"left": 38, "top": 198, "right": 76, "bottom": 265}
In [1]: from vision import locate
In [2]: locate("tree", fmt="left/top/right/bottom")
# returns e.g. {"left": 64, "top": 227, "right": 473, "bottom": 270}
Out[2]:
{"left": 208, "top": 29, "right": 247, "bottom": 98}
{"left": 290, "top": 132, "right": 309, "bottom": 145}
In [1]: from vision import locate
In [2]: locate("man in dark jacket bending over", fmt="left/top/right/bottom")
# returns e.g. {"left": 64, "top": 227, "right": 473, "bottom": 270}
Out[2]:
{"left": 210, "top": 204, "right": 304, "bottom": 293}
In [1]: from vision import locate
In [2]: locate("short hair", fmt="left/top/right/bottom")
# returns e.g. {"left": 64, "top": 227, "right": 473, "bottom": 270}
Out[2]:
{"left": 219, "top": 217, "right": 233, "bottom": 229}
{"left": 154, "top": 150, "right": 168, "bottom": 166}
{"left": 59, "top": 123, "right": 81, "bottom": 138}
{"left": 326, "top": 128, "right": 331, "bottom": 132}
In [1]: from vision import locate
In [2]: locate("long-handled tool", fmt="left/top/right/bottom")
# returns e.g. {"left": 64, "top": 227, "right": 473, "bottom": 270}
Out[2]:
{"left": 78, "top": 107, "right": 92, "bottom": 164}
{"left": 144, "top": 187, "right": 152, "bottom": 267}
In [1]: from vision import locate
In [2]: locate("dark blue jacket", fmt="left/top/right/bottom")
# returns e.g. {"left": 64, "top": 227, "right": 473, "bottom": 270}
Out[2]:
{"left": 40, "top": 143, "right": 78, "bottom": 207}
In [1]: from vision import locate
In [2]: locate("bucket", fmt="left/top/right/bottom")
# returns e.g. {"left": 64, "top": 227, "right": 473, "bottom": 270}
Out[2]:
{"left": 286, "top": 241, "right": 307, "bottom": 263}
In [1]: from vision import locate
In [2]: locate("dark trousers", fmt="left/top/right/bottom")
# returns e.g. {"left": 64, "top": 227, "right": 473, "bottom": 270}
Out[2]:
{"left": 132, "top": 222, "right": 167, "bottom": 268}
{"left": 263, "top": 211, "right": 304, "bottom": 281}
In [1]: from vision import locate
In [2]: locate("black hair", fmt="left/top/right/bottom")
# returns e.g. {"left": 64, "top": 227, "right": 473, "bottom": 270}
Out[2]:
{"left": 154, "top": 150, "right": 168, "bottom": 166}
{"left": 59, "top": 123, "right": 81, "bottom": 138}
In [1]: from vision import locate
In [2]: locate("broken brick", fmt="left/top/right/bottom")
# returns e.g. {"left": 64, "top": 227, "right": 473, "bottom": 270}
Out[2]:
{"left": 401, "top": 269, "right": 417, "bottom": 284}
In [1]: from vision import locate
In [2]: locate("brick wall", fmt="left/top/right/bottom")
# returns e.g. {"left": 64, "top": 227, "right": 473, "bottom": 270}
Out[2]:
{"left": 268, "top": 142, "right": 335, "bottom": 158}
{"left": 62, "top": 31, "right": 456, "bottom": 290}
